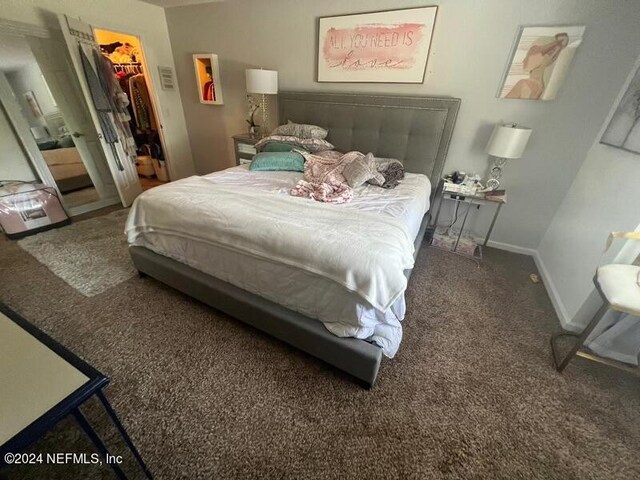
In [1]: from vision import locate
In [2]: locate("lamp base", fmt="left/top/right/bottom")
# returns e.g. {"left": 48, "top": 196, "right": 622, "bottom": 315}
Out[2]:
{"left": 260, "top": 93, "right": 269, "bottom": 138}
{"left": 486, "top": 178, "right": 501, "bottom": 190}
{"left": 486, "top": 157, "right": 506, "bottom": 190}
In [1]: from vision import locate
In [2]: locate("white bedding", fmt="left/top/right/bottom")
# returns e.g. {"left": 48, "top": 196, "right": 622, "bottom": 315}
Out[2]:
{"left": 126, "top": 165, "right": 430, "bottom": 357}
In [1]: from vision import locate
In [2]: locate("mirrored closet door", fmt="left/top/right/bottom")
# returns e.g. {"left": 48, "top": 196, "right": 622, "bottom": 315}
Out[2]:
{"left": 0, "top": 22, "right": 120, "bottom": 216}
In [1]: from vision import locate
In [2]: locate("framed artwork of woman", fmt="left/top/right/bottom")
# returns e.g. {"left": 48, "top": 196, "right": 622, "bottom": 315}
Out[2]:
{"left": 498, "top": 26, "right": 585, "bottom": 101}
{"left": 601, "top": 64, "right": 640, "bottom": 154}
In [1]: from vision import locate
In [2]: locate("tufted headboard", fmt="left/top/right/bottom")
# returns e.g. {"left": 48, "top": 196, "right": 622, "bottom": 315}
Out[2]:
{"left": 278, "top": 92, "right": 460, "bottom": 188}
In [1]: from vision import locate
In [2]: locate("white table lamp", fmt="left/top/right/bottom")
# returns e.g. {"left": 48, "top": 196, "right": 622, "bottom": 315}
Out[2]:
{"left": 485, "top": 123, "right": 532, "bottom": 190}
{"left": 246, "top": 68, "right": 278, "bottom": 136}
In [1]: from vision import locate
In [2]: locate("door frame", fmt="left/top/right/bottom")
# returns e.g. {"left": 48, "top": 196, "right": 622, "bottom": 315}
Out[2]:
{"left": 92, "top": 25, "right": 173, "bottom": 182}
{"left": 0, "top": 18, "right": 120, "bottom": 216}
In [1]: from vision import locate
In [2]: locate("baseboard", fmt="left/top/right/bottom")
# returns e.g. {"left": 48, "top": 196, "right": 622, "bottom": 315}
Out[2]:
{"left": 470, "top": 237, "right": 576, "bottom": 331}
{"left": 480, "top": 239, "right": 537, "bottom": 256}
{"left": 67, "top": 196, "right": 120, "bottom": 217}
{"left": 532, "top": 251, "right": 577, "bottom": 331}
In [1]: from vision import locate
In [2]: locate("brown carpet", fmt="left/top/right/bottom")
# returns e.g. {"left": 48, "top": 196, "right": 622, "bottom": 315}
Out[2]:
{"left": 1, "top": 211, "right": 639, "bottom": 479}
{"left": 62, "top": 187, "right": 100, "bottom": 209}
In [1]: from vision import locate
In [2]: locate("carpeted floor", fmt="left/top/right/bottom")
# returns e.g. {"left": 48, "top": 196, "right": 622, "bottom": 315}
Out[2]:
{"left": 1, "top": 210, "right": 639, "bottom": 479}
{"left": 62, "top": 187, "right": 100, "bottom": 209}
{"left": 17, "top": 209, "right": 134, "bottom": 297}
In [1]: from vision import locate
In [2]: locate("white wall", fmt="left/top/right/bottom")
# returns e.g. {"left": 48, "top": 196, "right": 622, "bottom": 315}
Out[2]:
{"left": 0, "top": 102, "right": 36, "bottom": 182}
{"left": 6, "top": 62, "right": 55, "bottom": 131}
{"left": 0, "top": 0, "right": 195, "bottom": 180}
{"left": 166, "top": 0, "right": 640, "bottom": 251}
{"left": 537, "top": 56, "right": 640, "bottom": 327}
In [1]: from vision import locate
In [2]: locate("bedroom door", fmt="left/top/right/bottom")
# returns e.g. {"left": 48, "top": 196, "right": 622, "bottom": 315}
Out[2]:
{"left": 57, "top": 14, "right": 142, "bottom": 207}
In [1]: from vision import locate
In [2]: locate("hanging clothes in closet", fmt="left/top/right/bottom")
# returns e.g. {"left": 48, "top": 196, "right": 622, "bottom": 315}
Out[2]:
{"left": 129, "top": 74, "right": 158, "bottom": 132}
{"left": 126, "top": 71, "right": 163, "bottom": 163}
{"left": 112, "top": 65, "right": 138, "bottom": 129}
{"left": 99, "top": 42, "right": 165, "bottom": 164}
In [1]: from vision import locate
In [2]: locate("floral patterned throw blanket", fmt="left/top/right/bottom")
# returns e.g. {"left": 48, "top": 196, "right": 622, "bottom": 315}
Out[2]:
{"left": 290, "top": 150, "right": 357, "bottom": 204}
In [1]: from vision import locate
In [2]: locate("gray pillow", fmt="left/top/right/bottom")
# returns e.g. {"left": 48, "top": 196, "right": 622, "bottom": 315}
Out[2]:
{"left": 272, "top": 121, "right": 328, "bottom": 140}
{"left": 371, "top": 157, "right": 405, "bottom": 189}
{"left": 343, "top": 153, "right": 385, "bottom": 188}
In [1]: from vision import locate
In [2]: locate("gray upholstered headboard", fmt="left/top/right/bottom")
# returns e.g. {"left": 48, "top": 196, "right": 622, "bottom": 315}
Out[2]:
{"left": 278, "top": 92, "right": 460, "bottom": 187}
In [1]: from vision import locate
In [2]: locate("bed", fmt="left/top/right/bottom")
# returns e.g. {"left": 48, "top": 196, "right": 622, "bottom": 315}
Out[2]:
{"left": 127, "top": 92, "right": 460, "bottom": 387}
{"left": 40, "top": 146, "right": 93, "bottom": 193}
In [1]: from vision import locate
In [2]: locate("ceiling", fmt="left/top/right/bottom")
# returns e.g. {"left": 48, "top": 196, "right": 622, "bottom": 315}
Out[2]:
{"left": 139, "top": 0, "right": 225, "bottom": 8}
{"left": 0, "top": 33, "right": 36, "bottom": 73}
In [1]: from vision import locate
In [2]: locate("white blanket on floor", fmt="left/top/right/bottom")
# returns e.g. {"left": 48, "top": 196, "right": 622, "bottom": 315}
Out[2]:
{"left": 125, "top": 176, "right": 416, "bottom": 311}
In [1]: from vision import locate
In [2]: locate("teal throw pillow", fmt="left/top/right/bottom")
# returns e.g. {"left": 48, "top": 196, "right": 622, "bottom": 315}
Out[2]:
{"left": 262, "top": 142, "right": 294, "bottom": 152}
{"left": 249, "top": 152, "right": 304, "bottom": 172}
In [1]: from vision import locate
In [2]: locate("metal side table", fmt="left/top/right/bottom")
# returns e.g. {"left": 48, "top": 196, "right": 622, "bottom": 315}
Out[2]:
{"left": 430, "top": 181, "right": 506, "bottom": 259}
{"left": 0, "top": 303, "right": 152, "bottom": 479}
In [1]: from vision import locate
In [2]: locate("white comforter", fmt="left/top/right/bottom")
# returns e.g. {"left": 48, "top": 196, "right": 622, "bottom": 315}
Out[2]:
{"left": 126, "top": 166, "right": 430, "bottom": 356}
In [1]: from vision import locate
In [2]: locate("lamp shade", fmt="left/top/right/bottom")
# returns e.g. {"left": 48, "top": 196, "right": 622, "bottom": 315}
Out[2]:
{"left": 485, "top": 123, "right": 532, "bottom": 159}
{"left": 245, "top": 69, "right": 278, "bottom": 94}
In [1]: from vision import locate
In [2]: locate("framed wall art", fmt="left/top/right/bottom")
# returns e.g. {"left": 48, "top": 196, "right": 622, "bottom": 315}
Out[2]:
{"left": 317, "top": 6, "right": 438, "bottom": 83}
{"left": 193, "top": 54, "right": 224, "bottom": 105}
{"left": 600, "top": 63, "right": 640, "bottom": 154}
{"left": 23, "top": 91, "right": 43, "bottom": 118}
{"left": 497, "top": 25, "right": 585, "bottom": 101}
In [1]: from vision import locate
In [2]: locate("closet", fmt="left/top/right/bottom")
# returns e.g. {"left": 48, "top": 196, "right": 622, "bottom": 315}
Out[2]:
{"left": 94, "top": 29, "right": 168, "bottom": 190}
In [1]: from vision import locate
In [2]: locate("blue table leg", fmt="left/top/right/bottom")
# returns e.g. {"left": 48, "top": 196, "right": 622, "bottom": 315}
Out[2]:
{"left": 96, "top": 390, "right": 153, "bottom": 479}
{"left": 72, "top": 407, "right": 128, "bottom": 480}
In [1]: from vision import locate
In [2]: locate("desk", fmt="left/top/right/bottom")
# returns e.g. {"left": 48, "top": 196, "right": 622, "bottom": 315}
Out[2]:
{"left": 0, "top": 303, "right": 152, "bottom": 479}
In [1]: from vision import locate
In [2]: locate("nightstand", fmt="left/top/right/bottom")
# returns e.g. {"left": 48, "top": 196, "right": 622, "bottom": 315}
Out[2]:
{"left": 232, "top": 133, "right": 259, "bottom": 166}
{"left": 430, "top": 180, "right": 506, "bottom": 260}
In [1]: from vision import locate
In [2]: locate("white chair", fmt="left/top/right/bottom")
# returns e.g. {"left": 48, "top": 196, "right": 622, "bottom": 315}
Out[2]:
{"left": 551, "top": 232, "right": 640, "bottom": 372}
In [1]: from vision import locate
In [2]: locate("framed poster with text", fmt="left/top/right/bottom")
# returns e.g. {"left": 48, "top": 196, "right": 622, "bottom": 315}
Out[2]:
{"left": 317, "top": 6, "right": 437, "bottom": 83}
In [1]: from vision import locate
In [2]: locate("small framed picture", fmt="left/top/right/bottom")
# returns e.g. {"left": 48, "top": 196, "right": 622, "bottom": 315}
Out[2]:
{"left": 23, "top": 91, "right": 43, "bottom": 118}
{"left": 600, "top": 63, "right": 640, "bottom": 154}
{"left": 193, "top": 54, "right": 224, "bottom": 105}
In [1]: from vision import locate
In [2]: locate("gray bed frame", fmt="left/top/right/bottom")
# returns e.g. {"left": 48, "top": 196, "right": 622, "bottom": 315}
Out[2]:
{"left": 130, "top": 92, "right": 460, "bottom": 387}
